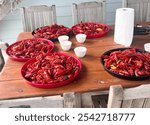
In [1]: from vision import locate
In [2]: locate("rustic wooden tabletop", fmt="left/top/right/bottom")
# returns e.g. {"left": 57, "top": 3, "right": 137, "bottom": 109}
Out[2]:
{"left": 0, "top": 25, "right": 150, "bottom": 100}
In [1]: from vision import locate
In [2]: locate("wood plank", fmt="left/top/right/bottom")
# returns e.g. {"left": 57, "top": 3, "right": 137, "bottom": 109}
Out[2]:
{"left": 72, "top": 1, "right": 106, "bottom": 24}
{"left": 108, "top": 84, "right": 150, "bottom": 108}
{"left": 123, "top": 0, "right": 150, "bottom": 23}
{"left": 107, "top": 85, "right": 123, "bottom": 108}
{"left": 0, "top": 71, "right": 149, "bottom": 100}
{"left": 0, "top": 96, "right": 64, "bottom": 108}
{"left": 92, "top": 94, "right": 108, "bottom": 108}
{"left": 131, "top": 99, "right": 145, "bottom": 108}
{"left": 58, "top": 44, "right": 122, "bottom": 57}
{"left": 0, "top": 65, "right": 23, "bottom": 81}
{"left": 143, "top": 98, "right": 150, "bottom": 108}
{"left": 16, "top": 32, "right": 33, "bottom": 41}
{"left": 121, "top": 100, "right": 132, "bottom": 108}
{"left": 63, "top": 92, "right": 81, "bottom": 108}
{"left": 4, "top": 58, "right": 25, "bottom": 67}
{"left": 123, "top": 85, "right": 150, "bottom": 100}
{"left": 81, "top": 93, "right": 93, "bottom": 108}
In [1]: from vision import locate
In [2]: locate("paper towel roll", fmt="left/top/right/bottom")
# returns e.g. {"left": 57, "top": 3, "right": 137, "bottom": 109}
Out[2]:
{"left": 114, "top": 8, "right": 134, "bottom": 47}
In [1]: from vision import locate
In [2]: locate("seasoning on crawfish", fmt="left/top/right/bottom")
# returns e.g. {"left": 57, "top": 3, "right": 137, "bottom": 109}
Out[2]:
{"left": 8, "top": 38, "right": 54, "bottom": 59}
{"left": 33, "top": 24, "right": 71, "bottom": 39}
{"left": 102, "top": 48, "right": 150, "bottom": 77}
{"left": 24, "top": 53, "right": 80, "bottom": 84}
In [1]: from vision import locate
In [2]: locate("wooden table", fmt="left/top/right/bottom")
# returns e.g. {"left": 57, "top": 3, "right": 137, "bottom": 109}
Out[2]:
{"left": 0, "top": 27, "right": 150, "bottom": 100}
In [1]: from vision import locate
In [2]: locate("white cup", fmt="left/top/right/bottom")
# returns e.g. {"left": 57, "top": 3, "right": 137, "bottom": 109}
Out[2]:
{"left": 144, "top": 43, "right": 150, "bottom": 52}
{"left": 74, "top": 46, "right": 87, "bottom": 58}
{"left": 76, "top": 34, "right": 87, "bottom": 43}
{"left": 58, "top": 35, "right": 69, "bottom": 43}
{"left": 60, "top": 41, "right": 72, "bottom": 51}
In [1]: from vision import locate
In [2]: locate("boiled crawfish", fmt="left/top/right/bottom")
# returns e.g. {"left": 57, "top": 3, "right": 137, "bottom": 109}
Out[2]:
{"left": 102, "top": 48, "right": 150, "bottom": 77}
{"left": 25, "top": 53, "right": 80, "bottom": 84}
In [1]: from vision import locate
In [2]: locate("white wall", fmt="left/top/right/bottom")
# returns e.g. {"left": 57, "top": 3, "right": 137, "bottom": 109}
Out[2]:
{"left": 0, "top": 0, "right": 122, "bottom": 44}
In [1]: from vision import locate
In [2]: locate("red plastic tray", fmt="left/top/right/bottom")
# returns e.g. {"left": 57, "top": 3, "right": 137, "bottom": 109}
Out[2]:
{"left": 32, "top": 24, "right": 71, "bottom": 42}
{"left": 21, "top": 52, "right": 82, "bottom": 88}
{"left": 6, "top": 38, "right": 54, "bottom": 62}
{"left": 71, "top": 22, "right": 110, "bottom": 39}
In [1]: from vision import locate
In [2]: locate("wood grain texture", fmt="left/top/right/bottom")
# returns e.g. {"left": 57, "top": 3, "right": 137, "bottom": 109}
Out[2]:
{"left": 0, "top": 93, "right": 79, "bottom": 108}
{"left": 123, "top": 0, "right": 150, "bottom": 23}
{"left": 0, "top": 24, "right": 150, "bottom": 100}
{"left": 20, "top": 5, "right": 57, "bottom": 31}
{"left": 72, "top": 1, "right": 106, "bottom": 24}
{"left": 63, "top": 92, "right": 81, "bottom": 108}
{"left": 108, "top": 84, "right": 150, "bottom": 108}
{"left": 0, "top": 96, "right": 64, "bottom": 108}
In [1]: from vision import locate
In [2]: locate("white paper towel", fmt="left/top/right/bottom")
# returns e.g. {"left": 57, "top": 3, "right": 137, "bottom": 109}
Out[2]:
{"left": 114, "top": 8, "right": 134, "bottom": 47}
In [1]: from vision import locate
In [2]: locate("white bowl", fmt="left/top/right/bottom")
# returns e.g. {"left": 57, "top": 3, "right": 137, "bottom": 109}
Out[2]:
{"left": 74, "top": 46, "right": 87, "bottom": 58}
{"left": 144, "top": 43, "right": 150, "bottom": 52}
{"left": 60, "top": 41, "right": 72, "bottom": 51}
{"left": 76, "top": 34, "right": 87, "bottom": 43}
{"left": 58, "top": 35, "right": 69, "bottom": 43}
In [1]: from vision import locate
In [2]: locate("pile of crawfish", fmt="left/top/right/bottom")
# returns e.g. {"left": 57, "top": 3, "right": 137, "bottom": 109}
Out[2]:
{"left": 102, "top": 48, "right": 150, "bottom": 76}
{"left": 8, "top": 38, "right": 53, "bottom": 59}
{"left": 33, "top": 24, "right": 71, "bottom": 39}
{"left": 71, "top": 22, "right": 109, "bottom": 38}
{"left": 24, "top": 53, "right": 80, "bottom": 84}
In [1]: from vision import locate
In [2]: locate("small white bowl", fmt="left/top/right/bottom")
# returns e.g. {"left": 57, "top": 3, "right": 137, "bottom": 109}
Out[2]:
{"left": 76, "top": 34, "right": 87, "bottom": 43}
{"left": 58, "top": 35, "right": 69, "bottom": 43}
{"left": 144, "top": 43, "right": 150, "bottom": 52}
{"left": 60, "top": 41, "right": 72, "bottom": 51}
{"left": 74, "top": 46, "right": 87, "bottom": 58}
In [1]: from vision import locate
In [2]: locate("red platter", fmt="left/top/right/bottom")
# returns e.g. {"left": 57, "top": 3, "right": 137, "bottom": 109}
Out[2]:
{"left": 72, "top": 22, "right": 110, "bottom": 39}
{"left": 32, "top": 24, "right": 71, "bottom": 42}
{"left": 6, "top": 38, "right": 54, "bottom": 62}
{"left": 21, "top": 52, "right": 82, "bottom": 88}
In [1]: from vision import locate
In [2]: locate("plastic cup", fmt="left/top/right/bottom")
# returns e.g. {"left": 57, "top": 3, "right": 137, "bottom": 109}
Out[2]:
{"left": 144, "top": 43, "right": 150, "bottom": 52}
{"left": 76, "top": 34, "right": 87, "bottom": 43}
{"left": 60, "top": 41, "right": 72, "bottom": 51}
{"left": 74, "top": 46, "right": 87, "bottom": 58}
{"left": 58, "top": 35, "right": 69, "bottom": 43}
